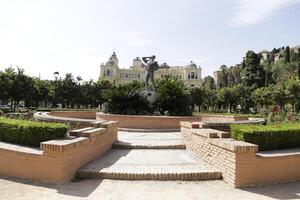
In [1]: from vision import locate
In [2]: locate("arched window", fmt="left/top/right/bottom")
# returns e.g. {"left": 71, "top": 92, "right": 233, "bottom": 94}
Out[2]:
{"left": 104, "top": 68, "right": 112, "bottom": 76}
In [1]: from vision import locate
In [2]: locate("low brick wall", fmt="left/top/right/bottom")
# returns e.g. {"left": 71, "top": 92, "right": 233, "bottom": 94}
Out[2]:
{"left": 34, "top": 112, "right": 96, "bottom": 130}
{"left": 97, "top": 113, "right": 203, "bottom": 129}
{"left": 181, "top": 122, "right": 300, "bottom": 187}
{"left": 49, "top": 111, "right": 96, "bottom": 119}
{"left": 36, "top": 112, "right": 264, "bottom": 130}
{"left": 0, "top": 121, "right": 118, "bottom": 183}
{"left": 96, "top": 113, "right": 258, "bottom": 129}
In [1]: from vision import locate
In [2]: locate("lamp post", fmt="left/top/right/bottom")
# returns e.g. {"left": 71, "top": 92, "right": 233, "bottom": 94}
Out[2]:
{"left": 53, "top": 72, "right": 59, "bottom": 108}
{"left": 240, "top": 76, "right": 246, "bottom": 112}
{"left": 54, "top": 72, "right": 59, "bottom": 82}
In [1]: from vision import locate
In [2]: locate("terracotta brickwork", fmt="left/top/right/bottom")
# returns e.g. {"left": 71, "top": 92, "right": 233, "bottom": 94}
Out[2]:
{"left": 181, "top": 122, "right": 300, "bottom": 187}
{"left": 49, "top": 111, "right": 96, "bottom": 119}
{"left": 96, "top": 113, "right": 262, "bottom": 129}
{"left": 0, "top": 121, "right": 118, "bottom": 183}
{"left": 97, "top": 113, "right": 202, "bottom": 129}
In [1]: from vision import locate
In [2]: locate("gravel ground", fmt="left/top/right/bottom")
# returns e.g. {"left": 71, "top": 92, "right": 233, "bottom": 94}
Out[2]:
{"left": 1, "top": 177, "right": 300, "bottom": 200}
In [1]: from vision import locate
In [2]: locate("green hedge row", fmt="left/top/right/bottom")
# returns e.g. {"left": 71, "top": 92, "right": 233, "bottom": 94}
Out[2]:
{"left": 0, "top": 117, "right": 68, "bottom": 147}
{"left": 231, "top": 123, "right": 300, "bottom": 151}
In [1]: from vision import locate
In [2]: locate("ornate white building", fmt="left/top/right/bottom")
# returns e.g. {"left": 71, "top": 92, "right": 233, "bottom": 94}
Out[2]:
{"left": 100, "top": 52, "right": 202, "bottom": 87}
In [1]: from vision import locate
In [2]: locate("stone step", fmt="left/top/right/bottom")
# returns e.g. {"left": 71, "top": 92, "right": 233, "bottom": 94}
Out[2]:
{"left": 76, "top": 149, "right": 222, "bottom": 181}
{"left": 112, "top": 141, "right": 186, "bottom": 149}
{"left": 118, "top": 128, "right": 180, "bottom": 132}
{"left": 116, "top": 131, "right": 185, "bottom": 149}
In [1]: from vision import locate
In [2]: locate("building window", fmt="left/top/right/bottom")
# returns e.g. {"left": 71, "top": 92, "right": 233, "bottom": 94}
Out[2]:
{"left": 108, "top": 69, "right": 112, "bottom": 76}
{"left": 104, "top": 68, "right": 112, "bottom": 77}
{"left": 189, "top": 72, "right": 197, "bottom": 79}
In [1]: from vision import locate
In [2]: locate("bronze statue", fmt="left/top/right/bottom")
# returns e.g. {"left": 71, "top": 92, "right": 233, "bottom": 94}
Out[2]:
{"left": 142, "top": 55, "right": 159, "bottom": 92}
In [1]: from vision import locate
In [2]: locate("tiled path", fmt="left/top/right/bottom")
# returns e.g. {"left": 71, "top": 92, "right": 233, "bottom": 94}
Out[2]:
{"left": 113, "top": 131, "right": 185, "bottom": 149}
{"left": 76, "top": 131, "right": 221, "bottom": 181}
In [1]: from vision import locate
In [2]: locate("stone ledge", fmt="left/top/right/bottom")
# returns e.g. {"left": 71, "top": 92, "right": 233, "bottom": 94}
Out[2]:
{"left": 90, "top": 120, "right": 107, "bottom": 128}
{"left": 192, "top": 129, "right": 230, "bottom": 138}
{"left": 100, "top": 121, "right": 119, "bottom": 128}
{"left": 256, "top": 148, "right": 300, "bottom": 158}
{"left": 81, "top": 128, "right": 107, "bottom": 137}
{"left": 76, "top": 170, "right": 222, "bottom": 181}
{"left": 69, "top": 127, "right": 94, "bottom": 136}
{"left": 112, "top": 142, "right": 186, "bottom": 149}
{"left": 118, "top": 128, "right": 180, "bottom": 132}
{"left": 0, "top": 141, "right": 43, "bottom": 155}
{"left": 180, "top": 122, "right": 206, "bottom": 129}
{"left": 40, "top": 137, "right": 89, "bottom": 153}
{"left": 208, "top": 138, "right": 258, "bottom": 153}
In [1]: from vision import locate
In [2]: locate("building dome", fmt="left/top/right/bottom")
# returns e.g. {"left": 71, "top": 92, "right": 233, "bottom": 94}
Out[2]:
{"left": 188, "top": 61, "right": 197, "bottom": 68}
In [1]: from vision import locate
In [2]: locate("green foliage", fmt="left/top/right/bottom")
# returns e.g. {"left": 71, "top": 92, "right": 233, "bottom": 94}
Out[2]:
{"left": 242, "top": 51, "right": 265, "bottom": 88}
{"left": 202, "top": 76, "right": 215, "bottom": 90}
{"left": 216, "top": 84, "right": 244, "bottom": 112}
{"left": 0, "top": 117, "right": 68, "bottom": 147}
{"left": 106, "top": 81, "right": 151, "bottom": 115}
{"left": 190, "top": 87, "right": 205, "bottom": 111}
{"left": 251, "top": 87, "right": 273, "bottom": 108}
{"left": 285, "top": 79, "right": 300, "bottom": 112}
{"left": 154, "top": 77, "right": 192, "bottom": 116}
{"left": 285, "top": 46, "right": 290, "bottom": 63}
{"left": 271, "top": 61, "right": 298, "bottom": 84}
{"left": 231, "top": 123, "right": 300, "bottom": 151}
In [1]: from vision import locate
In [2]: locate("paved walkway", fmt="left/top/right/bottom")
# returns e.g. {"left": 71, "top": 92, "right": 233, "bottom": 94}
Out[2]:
{"left": 2, "top": 130, "right": 300, "bottom": 199}
{"left": 77, "top": 131, "right": 221, "bottom": 180}
{"left": 77, "top": 149, "right": 221, "bottom": 180}
{"left": 114, "top": 131, "right": 185, "bottom": 148}
{"left": 1, "top": 177, "right": 300, "bottom": 200}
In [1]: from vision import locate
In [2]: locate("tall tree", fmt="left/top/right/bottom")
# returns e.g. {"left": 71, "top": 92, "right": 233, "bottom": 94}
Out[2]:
{"left": 285, "top": 46, "right": 290, "bottom": 63}
{"left": 190, "top": 87, "right": 205, "bottom": 112}
{"left": 242, "top": 51, "right": 265, "bottom": 88}
{"left": 202, "top": 76, "right": 215, "bottom": 90}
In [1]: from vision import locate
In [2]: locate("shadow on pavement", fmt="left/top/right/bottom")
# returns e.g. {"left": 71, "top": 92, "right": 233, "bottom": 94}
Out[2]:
{"left": 240, "top": 181, "right": 300, "bottom": 200}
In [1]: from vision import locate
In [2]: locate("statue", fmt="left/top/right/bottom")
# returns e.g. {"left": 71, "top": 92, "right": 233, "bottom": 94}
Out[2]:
{"left": 142, "top": 55, "right": 159, "bottom": 92}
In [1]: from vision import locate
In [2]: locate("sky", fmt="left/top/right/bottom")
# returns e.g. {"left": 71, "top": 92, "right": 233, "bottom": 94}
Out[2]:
{"left": 0, "top": 0, "right": 300, "bottom": 81}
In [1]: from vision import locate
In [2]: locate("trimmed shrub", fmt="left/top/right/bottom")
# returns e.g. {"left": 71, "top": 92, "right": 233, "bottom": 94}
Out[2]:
{"left": 0, "top": 117, "right": 68, "bottom": 147}
{"left": 105, "top": 81, "right": 151, "bottom": 115}
{"left": 231, "top": 123, "right": 300, "bottom": 151}
{"left": 154, "top": 77, "right": 192, "bottom": 116}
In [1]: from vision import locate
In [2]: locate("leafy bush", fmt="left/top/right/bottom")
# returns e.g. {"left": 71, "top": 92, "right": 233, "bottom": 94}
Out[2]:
{"left": 154, "top": 77, "right": 192, "bottom": 116}
{"left": 0, "top": 117, "right": 68, "bottom": 147}
{"left": 231, "top": 123, "right": 300, "bottom": 151}
{"left": 105, "top": 81, "right": 151, "bottom": 115}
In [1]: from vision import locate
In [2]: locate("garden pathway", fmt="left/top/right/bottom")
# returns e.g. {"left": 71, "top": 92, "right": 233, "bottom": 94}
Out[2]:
{"left": 76, "top": 131, "right": 222, "bottom": 181}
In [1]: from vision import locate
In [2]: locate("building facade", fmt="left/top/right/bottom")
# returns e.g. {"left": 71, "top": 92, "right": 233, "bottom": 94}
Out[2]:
{"left": 100, "top": 52, "right": 202, "bottom": 87}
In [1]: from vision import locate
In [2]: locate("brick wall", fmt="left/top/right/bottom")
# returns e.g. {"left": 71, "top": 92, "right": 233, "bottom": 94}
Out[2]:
{"left": 97, "top": 113, "right": 203, "bottom": 129}
{"left": 181, "top": 122, "right": 300, "bottom": 187}
{"left": 49, "top": 111, "right": 96, "bottom": 119}
{"left": 0, "top": 121, "right": 118, "bottom": 183}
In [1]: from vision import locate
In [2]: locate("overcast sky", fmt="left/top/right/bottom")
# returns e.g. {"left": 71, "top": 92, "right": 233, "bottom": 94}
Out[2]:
{"left": 0, "top": 0, "right": 300, "bottom": 81}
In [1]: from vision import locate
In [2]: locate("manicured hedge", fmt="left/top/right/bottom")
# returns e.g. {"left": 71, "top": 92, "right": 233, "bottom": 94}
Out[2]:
{"left": 231, "top": 123, "right": 300, "bottom": 151}
{"left": 0, "top": 117, "right": 68, "bottom": 147}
